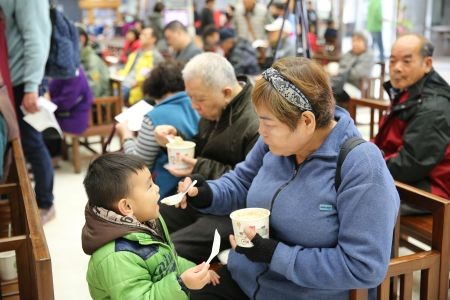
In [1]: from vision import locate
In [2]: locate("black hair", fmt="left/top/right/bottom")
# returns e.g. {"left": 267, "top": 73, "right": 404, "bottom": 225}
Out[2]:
{"left": 154, "top": 2, "right": 165, "bottom": 13}
{"left": 77, "top": 26, "right": 88, "bottom": 47}
{"left": 83, "top": 153, "right": 147, "bottom": 210}
{"left": 142, "top": 60, "right": 185, "bottom": 99}
{"left": 127, "top": 28, "right": 140, "bottom": 40}
{"left": 201, "top": 24, "right": 219, "bottom": 41}
{"left": 164, "top": 20, "right": 187, "bottom": 33}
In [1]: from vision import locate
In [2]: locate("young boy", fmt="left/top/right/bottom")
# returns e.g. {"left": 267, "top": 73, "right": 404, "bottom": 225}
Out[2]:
{"left": 81, "top": 153, "right": 219, "bottom": 299}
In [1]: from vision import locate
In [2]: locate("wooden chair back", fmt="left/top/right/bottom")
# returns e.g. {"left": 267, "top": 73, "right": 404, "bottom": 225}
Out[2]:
{"left": 348, "top": 97, "right": 390, "bottom": 139}
{"left": 0, "top": 139, "right": 53, "bottom": 299}
{"left": 359, "top": 61, "right": 386, "bottom": 100}
{"left": 350, "top": 181, "right": 450, "bottom": 300}
{"left": 64, "top": 96, "right": 122, "bottom": 173}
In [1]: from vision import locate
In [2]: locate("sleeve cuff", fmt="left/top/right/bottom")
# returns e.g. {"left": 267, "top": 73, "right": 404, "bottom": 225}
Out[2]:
{"left": 24, "top": 83, "right": 39, "bottom": 93}
{"left": 177, "top": 276, "right": 190, "bottom": 295}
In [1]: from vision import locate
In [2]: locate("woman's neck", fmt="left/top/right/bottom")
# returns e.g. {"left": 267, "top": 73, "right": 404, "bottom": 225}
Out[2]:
{"left": 295, "top": 120, "right": 337, "bottom": 164}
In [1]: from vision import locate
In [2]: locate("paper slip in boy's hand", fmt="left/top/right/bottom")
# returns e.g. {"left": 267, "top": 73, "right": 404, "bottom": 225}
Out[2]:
{"left": 115, "top": 100, "right": 153, "bottom": 131}
{"left": 206, "top": 229, "right": 221, "bottom": 264}
{"left": 22, "top": 97, "right": 62, "bottom": 137}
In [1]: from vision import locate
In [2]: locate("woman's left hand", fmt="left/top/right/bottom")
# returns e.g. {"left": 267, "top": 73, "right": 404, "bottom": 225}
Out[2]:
{"left": 166, "top": 156, "right": 197, "bottom": 177}
{"left": 229, "top": 227, "right": 279, "bottom": 264}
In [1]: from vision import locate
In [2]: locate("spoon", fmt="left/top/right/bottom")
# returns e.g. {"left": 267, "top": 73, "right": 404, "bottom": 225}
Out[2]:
{"left": 160, "top": 180, "right": 198, "bottom": 206}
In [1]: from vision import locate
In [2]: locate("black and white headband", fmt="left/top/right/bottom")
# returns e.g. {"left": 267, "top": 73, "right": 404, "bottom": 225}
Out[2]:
{"left": 261, "top": 67, "right": 313, "bottom": 112}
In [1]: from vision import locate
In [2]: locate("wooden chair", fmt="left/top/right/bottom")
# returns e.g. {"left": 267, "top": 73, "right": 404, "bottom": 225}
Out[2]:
{"left": 360, "top": 61, "right": 386, "bottom": 100}
{"left": 350, "top": 181, "right": 450, "bottom": 300}
{"left": 63, "top": 96, "right": 122, "bottom": 173}
{"left": 0, "top": 139, "right": 53, "bottom": 299}
{"left": 347, "top": 97, "right": 390, "bottom": 139}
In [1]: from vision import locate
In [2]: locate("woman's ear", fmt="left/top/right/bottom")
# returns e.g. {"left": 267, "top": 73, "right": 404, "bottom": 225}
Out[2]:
{"left": 117, "top": 198, "right": 133, "bottom": 216}
{"left": 301, "top": 111, "right": 316, "bottom": 133}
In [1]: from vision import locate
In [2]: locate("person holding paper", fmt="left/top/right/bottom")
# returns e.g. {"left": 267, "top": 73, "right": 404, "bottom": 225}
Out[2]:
{"left": 116, "top": 61, "right": 200, "bottom": 198}
{"left": 176, "top": 57, "right": 399, "bottom": 299}
{"left": 1, "top": 0, "right": 55, "bottom": 224}
{"left": 81, "top": 153, "right": 219, "bottom": 300}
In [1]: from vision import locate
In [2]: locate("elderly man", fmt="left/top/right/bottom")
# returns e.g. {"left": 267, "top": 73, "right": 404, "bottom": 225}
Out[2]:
{"left": 154, "top": 53, "right": 259, "bottom": 262}
{"left": 374, "top": 34, "right": 450, "bottom": 203}
{"left": 163, "top": 20, "right": 202, "bottom": 64}
{"left": 330, "top": 31, "right": 375, "bottom": 105}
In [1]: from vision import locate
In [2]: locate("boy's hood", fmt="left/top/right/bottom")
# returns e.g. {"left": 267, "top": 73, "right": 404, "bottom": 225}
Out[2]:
{"left": 81, "top": 204, "right": 149, "bottom": 255}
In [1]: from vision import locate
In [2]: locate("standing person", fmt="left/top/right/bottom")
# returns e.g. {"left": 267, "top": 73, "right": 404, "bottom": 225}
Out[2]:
{"left": 367, "top": 0, "right": 384, "bottom": 61}
{"left": 199, "top": 0, "right": 216, "bottom": 34}
{"left": 153, "top": 53, "right": 260, "bottom": 263}
{"left": 306, "top": 0, "right": 318, "bottom": 35}
{"left": 0, "top": 0, "right": 55, "bottom": 223}
{"left": 233, "top": 0, "right": 272, "bottom": 42}
{"left": 374, "top": 34, "right": 450, "bottom": 202}
{"left": 116, "top": 61, "right": 200, "bottom": 198}
{"left": 178, "top": 57, "right": 399, "bottom": 299}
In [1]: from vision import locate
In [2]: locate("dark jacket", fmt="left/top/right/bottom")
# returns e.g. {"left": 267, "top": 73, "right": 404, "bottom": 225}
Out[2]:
{"left": 374, "top": 69, "right": 450, "bottom": 198}
{"left": 192, "top": 76, "right": 259, "bottom": 179}
{"left": 227, "top": 37, "right": 261, "bottom": 76}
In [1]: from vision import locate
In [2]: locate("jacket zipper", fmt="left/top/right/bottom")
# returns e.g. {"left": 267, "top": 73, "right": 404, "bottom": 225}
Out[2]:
{"left": 253, "top": 163, "right": 300, "bottom": 300}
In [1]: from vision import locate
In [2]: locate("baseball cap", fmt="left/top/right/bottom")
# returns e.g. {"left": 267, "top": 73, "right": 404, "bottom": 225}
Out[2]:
{"left": 265, "top": 18, "right": 293, "bottom": 34}
{"left": 219, "top": 28, "right": 236, "bottom": 43}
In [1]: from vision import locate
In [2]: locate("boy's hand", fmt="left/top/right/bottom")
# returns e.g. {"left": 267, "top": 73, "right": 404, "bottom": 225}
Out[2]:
{"left": 180, "top": 262, "right": 211, "bottom": 290}
{"left": 209, "top": 269, "right": 221, "bottom": 286}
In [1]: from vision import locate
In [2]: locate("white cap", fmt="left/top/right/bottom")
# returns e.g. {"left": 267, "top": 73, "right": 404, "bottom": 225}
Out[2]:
{"left": 265, "top": 18, "right": 293, "bottom": 34}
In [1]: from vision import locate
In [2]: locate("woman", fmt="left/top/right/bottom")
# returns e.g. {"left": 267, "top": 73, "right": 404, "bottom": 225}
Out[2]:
{"left": 116, "top": 61, "right": 200, "bottom": 198}
{"left": 177, "top": 57, "right": 399, "bottom": 299}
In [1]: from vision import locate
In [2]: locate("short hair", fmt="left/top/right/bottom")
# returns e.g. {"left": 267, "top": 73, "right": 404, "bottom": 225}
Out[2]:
{"left": 142, "top": 60, "right": 185, "bottom": 99}
{"left": 153, "top": 2, "right": 165, "bottom": 13}
{"left": 252, "top": 57, "right": 335, "bottom": 130}
{"left": 352, "top": 31, "right": 369, "bottom": 48}
{"left": 77, "top": 26, "right": 88, "bottom": 47}
{"left": 83, "top": 153, "right": 147, "bottom": 211}
{"left": 410, "top": 33, "right": 434, "bottom": 57}
{"left": 164, "top": 20, "right": 188, "bottom": 33}
{"left": 142, "top": 26, "right": 158, "bottom": 42}
{"left": 201, "top": 24, "right": 219, "bottom": 41}
{"left": 182, "top": 52, "right": 238, "bottom": 90}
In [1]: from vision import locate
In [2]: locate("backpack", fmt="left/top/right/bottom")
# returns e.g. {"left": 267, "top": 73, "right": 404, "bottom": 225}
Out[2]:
{"left": 45, "top": 5, "right": 80, "bottom": 79}
{"left": 335, "top": 136, "right": 366, "bottom": 191}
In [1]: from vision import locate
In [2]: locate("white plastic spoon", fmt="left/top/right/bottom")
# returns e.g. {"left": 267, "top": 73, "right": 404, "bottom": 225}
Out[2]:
{"left": 160, "top": 180, "right": 198, "bottom": 206}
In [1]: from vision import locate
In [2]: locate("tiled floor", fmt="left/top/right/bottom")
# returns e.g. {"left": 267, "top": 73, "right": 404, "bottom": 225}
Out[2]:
{"left": 43, "top": 58, "right": 450, "bottom": 300}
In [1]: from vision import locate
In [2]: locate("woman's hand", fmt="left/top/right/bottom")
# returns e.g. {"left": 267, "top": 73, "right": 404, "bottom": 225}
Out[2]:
{"left": 180, "top": 262, "right": 211, "bottom": 290}
{"left": 175, "top": 177, "right": 199, "bottom": 209}
{"left": 230, "top": 227, "right": 279, "bottom": 264}
{"left": 209, "top": 269, "right": 221, "bottom": 286}
{"left": 154, "top": 125, "right": 177, "bottom": 147}
{"left": 115, "top": 120, "right": 134, "bottom": 141}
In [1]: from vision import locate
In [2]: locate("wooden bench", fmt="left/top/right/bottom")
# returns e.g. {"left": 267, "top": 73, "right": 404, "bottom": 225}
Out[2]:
{"left": 63, "top": 96, "right": 122, "bottom": 173}
{"left": 0, "top": 139, "right": 53, "bottom": 299}
{"left": 350, "top": 181, "right": 450, "bottom": 300}
{"left": 348, "top": 97, "right": 390, "bottom": 139}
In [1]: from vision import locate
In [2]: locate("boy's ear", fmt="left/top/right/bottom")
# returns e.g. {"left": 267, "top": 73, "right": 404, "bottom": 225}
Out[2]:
{"left": 117, "top": 198, "right": 133, "bottom": 216}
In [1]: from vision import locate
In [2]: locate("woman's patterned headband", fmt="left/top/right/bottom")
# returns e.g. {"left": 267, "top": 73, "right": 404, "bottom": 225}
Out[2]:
{"left": 261, "top": 67, "right": 313, "bottom": 112}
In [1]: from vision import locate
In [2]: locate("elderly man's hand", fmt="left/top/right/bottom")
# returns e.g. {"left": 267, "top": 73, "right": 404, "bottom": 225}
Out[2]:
{"left": 154, "top": 125, "right": 178, "bottom": 147}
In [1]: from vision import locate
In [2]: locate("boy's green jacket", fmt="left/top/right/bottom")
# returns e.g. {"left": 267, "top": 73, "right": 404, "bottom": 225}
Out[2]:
{"left": 81, "top": 205, "right": 195, "bottom": 299}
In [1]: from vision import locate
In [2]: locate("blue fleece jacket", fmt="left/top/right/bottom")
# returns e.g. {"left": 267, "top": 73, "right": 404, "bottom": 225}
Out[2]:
{"left": 1, "top": 0, "right": 51, "bottom": 92}
{"left": 201, "top": 107, "right": 399, "bottom": 299}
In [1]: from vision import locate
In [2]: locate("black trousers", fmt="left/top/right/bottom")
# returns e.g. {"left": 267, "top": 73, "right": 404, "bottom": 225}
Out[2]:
{"left": 190, "top": 266, "right": 249, "bottom": 300}
{"left": 159, "top": 204, "right": 234, "bottom": 263}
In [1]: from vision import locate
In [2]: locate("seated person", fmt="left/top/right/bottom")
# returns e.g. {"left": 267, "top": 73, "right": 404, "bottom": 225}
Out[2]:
{"left": 178, "top": 57, "right": 399, "bottom": 300}
{"left": 218, "top": 28, "right": 260, "bottom": 76}
{"left": 163, "top": 21, "right": 203, "bottom": 64}
{"left": 116, "top": 61, "right": 200, "bottom": 198}
{"left": 324, "top": 19, "right": 338, "bottom": 53}
{"left": 154, "top": 53, "right": 260, "bottom": 263}
{"left": 44, "top": 68, "right": 93, "bottom": 161}
{"left": 374, "top": 33, "right": 450, "bottom": 208}
{"left": 78, "top": 26, "right": 111, "bottom": 97}
{"left": 81, "top": 153, "right": 219, "bottom": 299}
{"left": 119, "top": 27, "right": 165, "bottom": 106}
{"left": 329, "top": 31, "right": 374, "bottom": 105}
{"left": 119, "top": 28, "right": 141, "bottom": 65}
{"left": 201, "top": 25, "right": 220, "bottom": 52}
